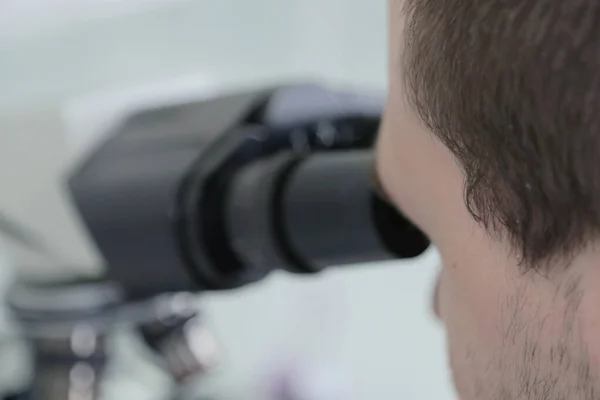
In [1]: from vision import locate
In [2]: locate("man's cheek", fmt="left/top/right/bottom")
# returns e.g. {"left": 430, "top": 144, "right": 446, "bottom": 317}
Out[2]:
{"left": 433, "top": 268, "right": 451, "bottom": 323}
{"left": 433, "top": 272, "right": 442, "bottom": 320}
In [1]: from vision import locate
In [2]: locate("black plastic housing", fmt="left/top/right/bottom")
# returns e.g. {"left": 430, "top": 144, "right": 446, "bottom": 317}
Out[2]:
{"left": 68, "top": 83, "right": 429, "bottom": 300}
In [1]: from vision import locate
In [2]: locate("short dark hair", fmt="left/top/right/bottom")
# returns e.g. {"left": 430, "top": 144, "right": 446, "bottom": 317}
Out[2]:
{"left": 402, "top": 0, "right": 600, "bottom": 269}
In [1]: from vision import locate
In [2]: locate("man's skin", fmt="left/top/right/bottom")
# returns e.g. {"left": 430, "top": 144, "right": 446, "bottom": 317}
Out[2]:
{"left": 376, "top": 1, "right": 600, "bottom": 399}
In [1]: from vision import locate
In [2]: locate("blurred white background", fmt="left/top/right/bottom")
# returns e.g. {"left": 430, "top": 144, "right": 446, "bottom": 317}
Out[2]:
{"left": 0, "top": 1, "right": 456, "bottom": 399}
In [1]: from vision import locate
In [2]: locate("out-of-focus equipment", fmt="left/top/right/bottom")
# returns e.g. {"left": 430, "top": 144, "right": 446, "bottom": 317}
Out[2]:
{"left": 1, "top": 83, "right": 430, "bottom": 399}
{"left": 68, "top": 83, "right": 429, "bottom": 300}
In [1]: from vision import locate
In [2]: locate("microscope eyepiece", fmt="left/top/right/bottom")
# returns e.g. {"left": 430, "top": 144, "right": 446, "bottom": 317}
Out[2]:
{"left": 227, "top": 150, "right": 430, "bottom": 276}
{"left": 69, "top": 84, "right": 431, "bottom": 299}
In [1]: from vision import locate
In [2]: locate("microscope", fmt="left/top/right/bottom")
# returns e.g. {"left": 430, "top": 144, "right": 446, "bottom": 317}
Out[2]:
{"left": 0, "top": 83, "right": 430, "bottom": 400}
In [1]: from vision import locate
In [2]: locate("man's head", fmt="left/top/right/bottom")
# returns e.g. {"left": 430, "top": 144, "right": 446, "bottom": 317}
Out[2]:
{"left": 376, "top": 0, "right": 600, "bottom": 398}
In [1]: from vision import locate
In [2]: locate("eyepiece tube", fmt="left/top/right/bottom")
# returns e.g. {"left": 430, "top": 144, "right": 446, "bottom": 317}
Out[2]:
{"left": 226, "top": 151, "right": 430, "bottom": 276}
{"left": 281, "top": 151, "right": 430, "bottom": 271}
